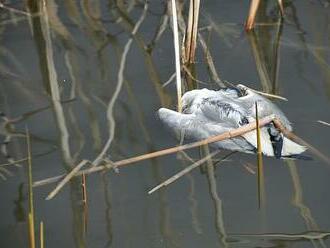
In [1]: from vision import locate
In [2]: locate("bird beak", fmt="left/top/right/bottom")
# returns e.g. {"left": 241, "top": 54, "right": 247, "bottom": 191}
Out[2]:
{"left": 237, "top": 84, "right": 288, "bottom": 101}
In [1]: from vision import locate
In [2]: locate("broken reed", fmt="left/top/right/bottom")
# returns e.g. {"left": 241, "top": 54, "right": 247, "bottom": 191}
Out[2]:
{"left": 245, "top": 0, "right": 284, "bottom": 31}
{"left": 245, "top": 0, "right": 261, "bottom": 31}
{"left": 148, "top": 150, "right": 219, "bottom": 194}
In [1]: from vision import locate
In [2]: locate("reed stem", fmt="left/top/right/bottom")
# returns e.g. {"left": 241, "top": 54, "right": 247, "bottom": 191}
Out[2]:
{"left": 26, "top": 128, "right": 35, "bottom": 248}
{"left": 40, "top": 221, "right": 44, "bottom": 248}
{"left": 34, "top": 115, "right": 276, "bottom": 189}
{"left": 170, "top": 0, "right": 183, "bottom": 112}
{"left": 255, "top": 102, "right": 265, "bottom": 209}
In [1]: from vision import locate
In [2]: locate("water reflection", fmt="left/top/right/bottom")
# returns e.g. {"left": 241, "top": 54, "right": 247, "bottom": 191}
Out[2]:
{"left": 13, "top": 183, "right": 26, "bottom": 223}
{"left": 204, "top": 146, "right": 228, "bottom": 247}
{"left": 101, "top": 173, "right": 113, "bottom": 247}
{"left": 287, "top": 160, "right": 325, "bottom": 248}
{"left": 247, "top": 1, "right": 283, "bottom": 94}
{"left": 0, "top": 0, "right": 330, "bottom": 247}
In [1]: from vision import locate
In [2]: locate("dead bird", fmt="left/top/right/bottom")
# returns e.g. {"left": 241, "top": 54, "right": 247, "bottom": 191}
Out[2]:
{"left": 158, "top": 84, "right": 306, "bottom": 159}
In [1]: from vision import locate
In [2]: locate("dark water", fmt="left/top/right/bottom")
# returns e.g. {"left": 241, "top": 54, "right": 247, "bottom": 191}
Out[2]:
{"left": 1, "top": 0, "right": 330, "bottom": 247}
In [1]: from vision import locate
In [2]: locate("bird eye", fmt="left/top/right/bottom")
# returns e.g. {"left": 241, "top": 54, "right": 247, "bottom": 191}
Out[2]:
{"left": 224, "top": 87, "right": 246, "bottom": 97}
{"left": 239, "top": 117, "right": 249, "bottom": 125}
{"left": 238, "top": 88, "right": 247, "bottom": 97}
{"left": 182, "top": 103, "right": 192, "bottom": 114}
{"left": 235, "top": 85, "right": 248, "bottom": 97}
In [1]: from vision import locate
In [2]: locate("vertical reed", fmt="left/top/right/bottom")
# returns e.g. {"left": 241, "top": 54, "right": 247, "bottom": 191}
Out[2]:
{"left": 170, "top": 0, "right": 183, "bottom": 112}
{"left": 28, "top": 213, "right": 35, "bottom": 248}
{"left": 184, "top": 0, "right": 201, "bottom": 64}
{"left": 255, "top": 102, "right": 265, "bottom": 209}
{"left": 277, "top": 0, "right": 284, "bottom": 15}
{"left": 245, "top": 0, "right": 260, "bottom": 31}
{"left": 183, "top": 0, "right": 201, "bottom": 91}
{"left": 246, "top": 0, "right": 284, "bottom": 31}
{"left": 27, "top": 128, "right": 35, "bottom": 248}
{"left": 40, "top": 221, "right": 44, "bottom": 248}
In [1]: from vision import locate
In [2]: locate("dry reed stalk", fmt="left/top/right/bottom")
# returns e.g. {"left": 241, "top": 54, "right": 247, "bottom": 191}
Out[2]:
{"left": 246, "top": 0, "right": 284, "bottom": 31}
{"left": 184, "top": 0, "right": 200, "bottom": 64}
{"left": 255, "top": 103, "right": 265, "bottom": 209}
{"left": 34, "top": 115, "right": 276, "bottom": 189}
{"left": 148, "top": 150, "right": 219, "bottom": 194}
{"left": 170, "top": 0, "right": 183, "bottom": 112}
{"left": 277, "top": 0, "right": 284, "bottom": 16}
{"left": 46, "top": 160, "right": 89, "bottom": 200}
{"left": 245, "top": 0, "right": 261, "bottom": 31}
{"left": 252, "top": 91, "right": 287, "bottom": 101}
{"left": 40, "top": 221, "right": 44, "bottom": 248}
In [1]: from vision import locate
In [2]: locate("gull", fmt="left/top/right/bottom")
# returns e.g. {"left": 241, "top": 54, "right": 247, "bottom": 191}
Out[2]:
{"left": 157, "top": 84, "right": 306, "bottom": 158}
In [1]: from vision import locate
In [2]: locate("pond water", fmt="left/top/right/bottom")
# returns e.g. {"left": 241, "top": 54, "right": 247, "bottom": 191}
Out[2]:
{"left": 1, "top": 0, "right": 330, "bottom": 247}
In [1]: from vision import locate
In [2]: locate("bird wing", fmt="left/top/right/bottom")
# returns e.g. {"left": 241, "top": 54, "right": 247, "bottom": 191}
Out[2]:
{"left": 192, "top": 95, "right": 251, "bottom": 127}
{"left": 157, "top": 108, "right": 256, "bottom": 153}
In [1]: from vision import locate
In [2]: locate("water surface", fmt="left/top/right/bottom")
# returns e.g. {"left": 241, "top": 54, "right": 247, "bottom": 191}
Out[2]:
{"left": 0, "top": 0, "right": 330, "bottom": 247}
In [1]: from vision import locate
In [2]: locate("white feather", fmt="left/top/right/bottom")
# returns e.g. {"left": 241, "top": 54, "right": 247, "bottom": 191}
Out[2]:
{"left": 281, "top": 137, "right": 307, "bottom": 156}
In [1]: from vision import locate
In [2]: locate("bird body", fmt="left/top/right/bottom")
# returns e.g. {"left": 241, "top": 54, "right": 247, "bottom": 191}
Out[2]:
{"left": 157, "top": 85, "right": 306, "bottom": 158}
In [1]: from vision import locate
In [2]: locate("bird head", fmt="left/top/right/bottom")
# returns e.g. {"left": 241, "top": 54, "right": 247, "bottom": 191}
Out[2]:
{"left": 181, "top": 89, "right": 209, "bottom": 113}
{"left": 234, "top": 84, "right": 250, "bottom": 97}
